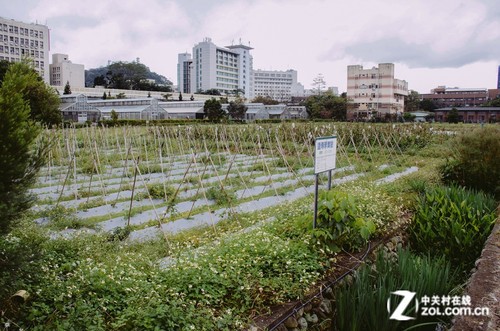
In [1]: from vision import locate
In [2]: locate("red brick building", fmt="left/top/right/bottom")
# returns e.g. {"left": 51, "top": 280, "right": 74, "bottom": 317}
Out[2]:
{"left": 433, "top": 107, "right": 499, "bottom": 123}
{"left": 421, "top": 86, "right": 490, "bottom": 108}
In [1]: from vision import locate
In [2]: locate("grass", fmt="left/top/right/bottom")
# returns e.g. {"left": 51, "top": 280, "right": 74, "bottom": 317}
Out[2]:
{"left": 6, "top": 122, "right": 473, "bottom": 329}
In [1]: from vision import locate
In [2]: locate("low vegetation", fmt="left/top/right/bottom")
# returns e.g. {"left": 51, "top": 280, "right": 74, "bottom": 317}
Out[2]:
{"left": 0, "top": 121, "right": 498, "bottom": 329}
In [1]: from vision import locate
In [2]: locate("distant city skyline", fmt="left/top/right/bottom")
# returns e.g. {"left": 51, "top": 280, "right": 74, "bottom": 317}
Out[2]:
{"left": 1, "top": 0, "right": 499, "bottom": 93}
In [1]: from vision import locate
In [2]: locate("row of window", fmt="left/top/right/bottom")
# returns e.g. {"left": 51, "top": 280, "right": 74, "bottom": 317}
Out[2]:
{"left": 216, "top": 60, "right": 238, "bottom": 67}
{"left": 1, "top": 35, "right": 44, "bottom": 48}
{"left": 216, "top": 71, "right": 238, "bottom": 78}
{"left": 0, "top": 56, "right": 45, "bottom": 72}
{"left": 254, "top": 79, "right": 293, "bottom": 84}
{"left": 353, "top": 73, "right": 378, "bottom": 79}
{"left": 254, "top": 73, "right": 293, "bottom": 78}
{"left": 216, "top": 77, "right": 238, "bottom": 84}
{"left": 1, "top": 24, "right": 44, "bottom": 39}
{"left": 255, "top": 81, "right": 292, "bottom": 87}
{"left": 216, "top": 65, "right": 238, "bottom": 73}
{"left": 216, "top": 83, "right": 240, "bottom": 89}
{"left": 0, "top": 46, "right": 44, "bottom": 59}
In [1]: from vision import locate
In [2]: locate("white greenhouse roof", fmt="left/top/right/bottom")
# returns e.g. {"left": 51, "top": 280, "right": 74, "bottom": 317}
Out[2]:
{"left": 164, "top": 107, "right": 204, "bottom": 114}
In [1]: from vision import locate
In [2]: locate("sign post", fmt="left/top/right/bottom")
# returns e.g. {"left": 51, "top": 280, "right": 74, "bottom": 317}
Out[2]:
{"left": 313, "top": 136, "right": 337, "bottom": 228}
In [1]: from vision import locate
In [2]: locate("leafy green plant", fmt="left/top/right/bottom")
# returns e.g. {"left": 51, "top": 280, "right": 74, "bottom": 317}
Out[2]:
{"left": 440, "top": 126, "right": 500, "bottom": 198}
{"left": 40, "top": 205, "right": 86, "bottom": 230}
{"left": 409, "top": 185, "right": 497, "bottom": 272}
{"left": 334, "top": 249, "right": 457, "bottom": 331}
{"left": 314, "top": 190, "right": 376, "bottom": 252}
{"left": 147, "top": 183, "right": 175, "bottom": 200}
{"left": 206, "top": 186, "right": 235, "bottom": 206}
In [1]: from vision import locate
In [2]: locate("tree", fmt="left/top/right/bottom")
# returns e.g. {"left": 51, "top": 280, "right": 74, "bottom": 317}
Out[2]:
{"left": 201, "top": 88, "right": 221, "bottom": 96}
{"left": 0, "top": 60, "right": 61, "bottom": 126}
{"left": 227, "top": 97, "right": 247, "bottom": 120}
{"left": 482, "top": 96, "right": 500, "bottom": 107}
{"left": 204, "top": 98, "right": 226, "bottom": 122}
{"left": 420, "top": 99, "right": 437, "bottom": 112}
{"left": 447, "top": 108, "right": 460, "bottom": 123}
{"left": 312, "top": 74, "right": 326, "bottom": 95}
{"left": 404, "top": 90, "right": 420, "bottom": 112}
{"left": 304, "top": 93, "right": 347, "bottom": 120}
{"left": 102, "top": 92, "right": 107, "bottom": 100}
{"left": 63, "top": 81, "right": 72, "bottom": 95}
{"left": 251, "top": 95, "right": 279, "bottom": 105}
{"left": 0, "top": 62, "right": 47, "bottom": 233}
{"left": 403, "top": 112, "right": 416, "bottom": 122}
{"left": 110, "top": 109, "right": 119, "bottom": 122}
{"left": 179, "top": 92, "right": 183, "bottom": 101}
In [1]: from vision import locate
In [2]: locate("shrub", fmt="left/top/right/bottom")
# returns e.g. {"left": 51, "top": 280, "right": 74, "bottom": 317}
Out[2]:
{"left": 0, "top": 62, "right": 46, "bottom": 234}
{"left": 206, "top": 186, "right": 235, "bottom": 205}
{"left": 40, "top": 205, "right": 85, "bottom": 230}
{"left": 146, "top": 183, "right": 175, "bottom": 200}
{"left": 334, "top": 249, "right": 456, "bottom": 331}
{"left": 314, "top": 190, "right": 375, "bottom": 252}
{"left": 440, "top": 126, "right": 500, "bottom": 198}
{"left": 409, "top": 185, "right": 497, "bottom": 272}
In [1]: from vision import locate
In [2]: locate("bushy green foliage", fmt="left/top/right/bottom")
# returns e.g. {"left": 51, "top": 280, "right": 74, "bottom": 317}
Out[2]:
{"left": 409, "top": 185, "right": 497, "bottom": 271}
{"left": 314, "top": 184, "right": 400, "bottom": 252}
{"left": 440, "top": 126, "right": 500, "bottom": 198}
{"left": 0, "top": 211, "right": 324, "bottom": 329}
{"left": 204, "top": 98, "right": 226, "bottom": 122}
{"left": 304, "top": 93, "right": 347, "bottom": 120}
{"left": 314, "top": 190, "right": 376, "bottom": 252}
{"left": 40, "top": 205, "right": 85, "bottom": 230}
{"left": 0, "top": 62, "right": 46, "bottom": 234}
{"left": 334, "top": 249, "right": 456, "bottom": 331}
{"left": 206, "top": 186, "right": 235, "bottom": 205}
{"left": 0, "top": 60, "right": 61, "bottom": 126}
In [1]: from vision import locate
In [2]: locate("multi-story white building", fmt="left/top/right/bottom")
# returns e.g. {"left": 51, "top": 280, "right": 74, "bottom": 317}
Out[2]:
{"left": 252, "top": 69, "right": 304, "bottom": 102}
{"left": 0, "top": 17, "right": 50, "bottom": 83}
{"left": 187, "top": 38, "right": 254, "bottom": 98}
{"left": 50, "top": 53, "right": 84, "bottom": 88}
{"left": 347, "top": 63, "right": 408, "bottom": 120}
{"left": 177, "top": 52, "right": 192, "bottom": 94}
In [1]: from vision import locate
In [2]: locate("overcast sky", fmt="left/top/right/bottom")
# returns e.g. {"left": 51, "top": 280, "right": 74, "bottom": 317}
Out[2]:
{"left": 2, "top": 0, "right": 500, "bottom": 93}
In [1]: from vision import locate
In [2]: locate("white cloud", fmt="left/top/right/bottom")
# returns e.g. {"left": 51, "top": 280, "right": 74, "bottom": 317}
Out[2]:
{"left": 6, "top": 0, "right": 496, "bottom": 91}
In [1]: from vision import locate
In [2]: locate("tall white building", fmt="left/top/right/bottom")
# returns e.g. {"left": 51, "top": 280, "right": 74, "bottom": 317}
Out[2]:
{"left": 189, "top": 38, "right": 253, "bottom": 98}
{"left": 0, "top": 16, "right": 50, "bottom": 83}
{"left": 50, "top": 53, "right": 85, "bottom": 88}
{"left": 177, "top": 52, "right": 192, "bottom": 94}
{"left": 347, "top": 63, "right": 408, "bottom": 120}
{"left": 253, "top": 69, "right": 304, "bottom": 102}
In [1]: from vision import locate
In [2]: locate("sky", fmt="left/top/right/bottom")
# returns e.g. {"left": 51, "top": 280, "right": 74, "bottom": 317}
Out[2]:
{"left": 2, "top": 0, "right": 500, "bottom": 93}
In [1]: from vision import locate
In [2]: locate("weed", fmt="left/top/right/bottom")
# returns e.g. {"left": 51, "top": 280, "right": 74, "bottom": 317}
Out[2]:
{"left": 334, "top": 249, "right": 457, "bottom": 331}
{"left": 409, "top": 185, "right": 497, "bottom": 273}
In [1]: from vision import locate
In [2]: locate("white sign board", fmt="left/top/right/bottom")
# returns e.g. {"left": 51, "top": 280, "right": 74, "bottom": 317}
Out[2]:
{"left": 314, "top": 136, "right": 337, "bottom": 174}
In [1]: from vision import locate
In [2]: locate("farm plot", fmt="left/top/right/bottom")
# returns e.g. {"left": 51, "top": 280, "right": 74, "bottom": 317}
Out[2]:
{"left": 2, "top": 122, "right": 460, "bottom": 330}
{"left": 31, "top": 123, "right": 422, "bottom": 241}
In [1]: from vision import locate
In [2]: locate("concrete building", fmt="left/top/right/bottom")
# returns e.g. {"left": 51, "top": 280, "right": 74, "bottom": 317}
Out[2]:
{"left": 190, "top": 38, "right": 253, "bottom": 98}
{"left": 421, "top": 86, "right": 489, "bottom": 108}
{"left": 253, "top": 69, "right": 304, "bottom": 102}
{"left": 177, "top": 52, "right": 192, "bottom": 94}
{"left": 347, "top": 63, "right": 408, "bottom": 121}
{"left": 50, "top": 53, "right": 85, "bottom": 88}
{"left": 497, "top": 65, "right": 500, "bottom": 89}
{"left": 0, "top": 16, "right": 50, "bottom": 83}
